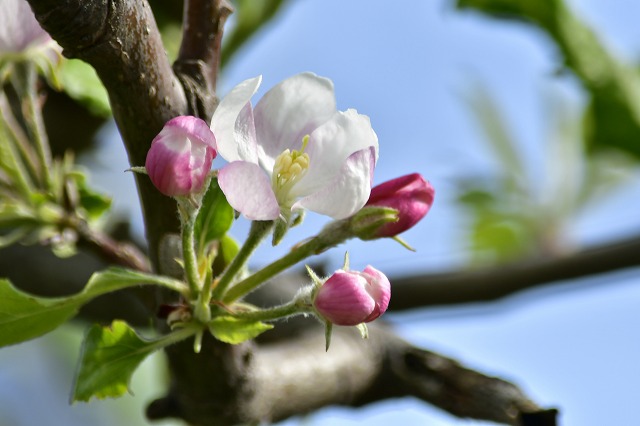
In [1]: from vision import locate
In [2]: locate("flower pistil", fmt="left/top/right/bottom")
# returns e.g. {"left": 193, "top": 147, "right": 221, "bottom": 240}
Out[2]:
{"left": 271, "top": 135, "right": 311, "bottom": 213}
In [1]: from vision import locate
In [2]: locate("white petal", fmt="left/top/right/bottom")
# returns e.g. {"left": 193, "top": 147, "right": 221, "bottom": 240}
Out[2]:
{"left": 254, "top": 72, "right": 336, "bottom": 164}
{"left": 292, "top": 147, "right": 375, "bottom": 219}
{"left": 218, "top": 161, "right": 280, "bottom": 221}
{"left": 211, "top": 75, "right": 262, "bottom": 163}
{"left": 295, "top": 109, "right": 378, "bottom": 196}
{"left": 234, "top": 103, "right": 258, "bottom": 164}
{"left": 0, "top": 0, "right": 51, "bottom": 52}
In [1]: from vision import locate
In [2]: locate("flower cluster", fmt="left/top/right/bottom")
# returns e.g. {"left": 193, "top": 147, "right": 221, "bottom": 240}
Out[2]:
{"left": 143, "top": 73, "right": 435, "bottom": 338}
{"left": 212, "top": 73, "right": 379, "bottom": 222}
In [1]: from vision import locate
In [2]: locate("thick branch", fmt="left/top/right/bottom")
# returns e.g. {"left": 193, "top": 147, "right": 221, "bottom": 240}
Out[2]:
{"left": 149, "top": 324, "right": 556, "bottom": 425}
{"left": 390, "top": 234, "right": 640, "bottom": 310}
{"left": 174, "top": 0, "right": 232, "bottom": 118}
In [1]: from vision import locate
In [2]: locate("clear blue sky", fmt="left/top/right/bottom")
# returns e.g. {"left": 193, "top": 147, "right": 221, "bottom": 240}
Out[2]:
{"left": 1, "top": 1, "right": 640, "bottom": 425}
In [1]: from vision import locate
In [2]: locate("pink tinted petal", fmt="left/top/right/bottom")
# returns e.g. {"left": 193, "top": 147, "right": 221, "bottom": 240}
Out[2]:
{"left": 235, "top": 102, "right": 258, "bottom": 164}
{"left": 145, "top": 138, "right": 213, "bottom": 196}
{"left": 0, "top": 0, "right": 51, "bottom": 52}
{"left": 292, "top": 147, "right": 375, "bottom": 219}
{"left": 299, "top": 109, "right": 378, "bottom": 195}
{"left": 254, "top": 72, "right": 336, "bottom": 161}
{"left": 211, "top": 75, "right": 262, "bottom": 162}
{"left": 361, "top": 266, "right": 391, "bottom": 322}
{"left": 164, "top": 116, "right": 217, "bottom": 150}
{"left": 366, "top": 173, "right": 435, "bottom": 237}
{"left": 218, "top": 161, "right": 280, "bottom": 221}
{"left": 314, "top": 271, "right": 375, "bottom": 326}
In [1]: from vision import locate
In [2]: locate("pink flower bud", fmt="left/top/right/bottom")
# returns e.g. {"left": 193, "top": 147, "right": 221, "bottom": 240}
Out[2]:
{"left": 313, "top": 266, "right": 391, "bottom": 326}
{"left": 145, "top": 116, "right": 217, "bottom": 197}
{"left": 365, "top": 173, "right": 435, "bottom": 237}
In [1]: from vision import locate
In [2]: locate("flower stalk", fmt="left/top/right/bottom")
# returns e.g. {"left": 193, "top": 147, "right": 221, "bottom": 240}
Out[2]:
{"left": 222, "top": 219, "right": 354, "bottom": 304}
{"left": 212, "top": 220, "right": 275, "bottom": 300}
{"left": 231, "top": 297, "right": 313, "bottom": 323}
{"left": 178, "top": 199, "right": 202, "bottom": 298}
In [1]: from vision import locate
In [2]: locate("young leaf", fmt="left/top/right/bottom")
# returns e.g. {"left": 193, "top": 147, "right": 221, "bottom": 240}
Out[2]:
{"left": 208, "top": 316, "right": 273, "bottom": 344}
{"left": 0, "top": 268, "right": 188, "bottom": 348}
{"left": 72, "top": 321, "right": 194, "bottom": 402}
{"left": 194, "top": 178, "right": 234, "bottom": 256}
{"left": 0, "top": 279, "right": 80, "bottom": 347}
{"left": 69, "top": 170, "right": 112, "bottom": 222}
{"left": 212, "top": 234, "right": 240, "bottom": 276}
{"left": 59, "top": 59, "right": 111, "bottom": 118}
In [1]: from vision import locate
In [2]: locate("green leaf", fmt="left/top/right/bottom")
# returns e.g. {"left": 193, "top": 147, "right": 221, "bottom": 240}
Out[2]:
{"left": 221, "top": 0, "right": 291, "bottom": 66}
{"left": 0, "top": 279, "right": 80, "bottom": 347}
{"left": 70, "top": 170, "right": 112, "bottom": 222}
{"left": 71, "top": 321, "right": 194, "bottom": 402}
{"left": 59, "top": 59, "right": 111, "bottom": 118}
{"left": 208, "top": 316, "right": 273, "bottom": 344}
{"left": 212, "top": 234, "right": 240, "bottom": 276}
{"left": 194, "top": 178, "right": 234, "bottom": 256}
{"left": 0, "top": 268, "right": 188, "bottom": 348}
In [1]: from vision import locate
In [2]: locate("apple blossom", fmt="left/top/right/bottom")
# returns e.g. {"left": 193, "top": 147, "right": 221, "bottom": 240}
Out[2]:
{"left": 145, "top": 116, "right": 217, "bottom": 197}
{"left": 313, "top": 266, "right": 390, "bottom": 326}
{"left": 211, "top": 72, "right": 378, "bottom": 222}
{"left": 365, "top": 173, "right": 435, "bottom": 237}
{"left": 0, "top": 0, "right": 57, "bottom": 54}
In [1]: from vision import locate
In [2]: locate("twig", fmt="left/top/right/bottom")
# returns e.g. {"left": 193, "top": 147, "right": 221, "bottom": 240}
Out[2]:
{"left": 389, "top": 235, "right": 640, "bottom": 310}
{"left": 174, "top": 0, "right": 233, "bottom": 118}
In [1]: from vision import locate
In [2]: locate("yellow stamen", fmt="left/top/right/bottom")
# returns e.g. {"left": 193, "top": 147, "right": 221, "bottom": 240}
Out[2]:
{"left": 271, "top": 135, "right": 312, "bottom": 208}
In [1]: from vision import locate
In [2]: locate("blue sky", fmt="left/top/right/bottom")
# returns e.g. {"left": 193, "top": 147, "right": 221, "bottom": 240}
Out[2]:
{"left": 2, "top": 1, "right": 640, "bottom": 425}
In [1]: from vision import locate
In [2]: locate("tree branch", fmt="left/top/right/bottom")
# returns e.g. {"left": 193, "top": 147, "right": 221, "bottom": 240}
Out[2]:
{"left": 148, "top": 324, "right": 557, "bottom": 425}
{"left": 390, "top": 234, "right": 640, "bottom": 310}
{"left": 174, "top": 0, "right": 232, "bottom": 118}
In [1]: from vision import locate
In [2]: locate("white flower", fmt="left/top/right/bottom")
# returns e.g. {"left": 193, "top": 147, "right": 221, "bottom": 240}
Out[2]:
{"left": 0, "top": 0, "right": 55, "bottom": 54}
{"left": 211, "top": 73, "right": 378, "bottom": 221}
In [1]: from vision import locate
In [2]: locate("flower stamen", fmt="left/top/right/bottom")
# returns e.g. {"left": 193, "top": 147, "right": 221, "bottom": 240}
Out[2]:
{"left": 272, "top": 135, "right": 311, "bottom": 208}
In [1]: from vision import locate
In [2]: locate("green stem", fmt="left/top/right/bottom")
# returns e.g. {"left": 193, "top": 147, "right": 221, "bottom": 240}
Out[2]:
{"left": 144, "top": 274, "right": 192, "bottom": 298}
{"left": 0, "top": 93, "right": 40, "bottom": 187}
{"left": 16, "top": 62, "right": 52, "bottom": 190}
{"left": 148, "top": 324, "right": 199, "bottom": 352}
{"left": 231, "top": 299, "right": 312, "bottom": 323}
{"left": 223, "top": 219, "right": 353, "bottom": 304}
{"left": 212, "top": 220, "right": 274, "bottom": 300}
{"left": 179, "top": 201, "right": 201, "bottom": 298}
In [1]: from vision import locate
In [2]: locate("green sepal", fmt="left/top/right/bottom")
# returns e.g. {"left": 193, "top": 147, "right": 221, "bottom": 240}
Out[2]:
{"left": 356, "top": 323, "right": 369, "bottom": 339}
{"left": 70, "top": 170, "right": 112, "bottom": 222}
{"left": 208, "top": 316, "right": 273, "bottom": 344}
{"left": 350, "top": 206, "right": 399, "bottom": 240}
{"left": 212, "top": 234, "right": 240, "bottom": 276}
{"left": 271, "top": 217, "right": 289, "bottom": 246}
{"left": 194, "top": 178, "right": 234, "bottom": 257}
{"left": 324, "top": 321, "right": 333, "bottom": 352}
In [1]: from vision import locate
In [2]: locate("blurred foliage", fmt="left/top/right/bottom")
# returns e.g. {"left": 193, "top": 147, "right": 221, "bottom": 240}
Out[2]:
{"left": 59, "top": 59, "right": 111, "bottom": 118}
{"left": 456, "top": 0, "right": 640, "bottom": 160}
{"left": 221, "top": 0, "right": 291, "bottom": 67}
{"left": 150, "top": 0, "right": 291, "bottom": 68}
{"left": 458, "top": 84, "right": 634, "bottom": 264}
